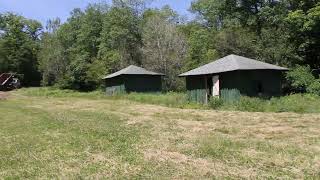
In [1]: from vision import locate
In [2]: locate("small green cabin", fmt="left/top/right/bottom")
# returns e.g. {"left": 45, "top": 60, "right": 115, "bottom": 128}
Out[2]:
{"left": 103, "top": 65, "right": 164, "bottom": 95}
{"left": 179, "top": 54, "right": 288, "bottom": 103}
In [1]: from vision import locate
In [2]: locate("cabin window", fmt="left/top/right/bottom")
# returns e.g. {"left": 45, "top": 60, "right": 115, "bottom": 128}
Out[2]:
{"left": 257, "top": 82, "right": 263, "bottom": 93}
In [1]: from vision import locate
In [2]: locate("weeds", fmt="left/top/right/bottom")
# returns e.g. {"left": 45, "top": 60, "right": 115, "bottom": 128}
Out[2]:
{"left": 17, "top": 88, "right": 320, "bottom": 113}
{"left": 209, "top": 96, "right": 223, "bottom": 109}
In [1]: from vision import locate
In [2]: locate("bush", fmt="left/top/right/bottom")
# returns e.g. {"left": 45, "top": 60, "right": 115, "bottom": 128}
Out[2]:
{"left": 267, "top": 94, "right": 320, "bottom": 113}
{"left": 209, "top": 96, "right": 223, "bottom": 109}
{"left": 307, "top": 79, "right": 320, "bottom": 95}
{"left": 286, "top": 65, "right": 315, "bottom": 92}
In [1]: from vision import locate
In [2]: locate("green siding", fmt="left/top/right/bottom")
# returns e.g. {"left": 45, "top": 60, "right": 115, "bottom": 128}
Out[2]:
{"left": 186, "top": 76, "right": 207, "bottom": 103}
{"left": 105, "top": 75, "right": 162, "bottom": 95}
{"left": 220, "top": 70, "right": 283, "bottom": 97}
{"left": 187, "top": 89, "right": 207, "bottom": 103}
{"left": 105, "top": 76, "right": 126, "bottom": 95}
{"left": 124, "top": 75, "right": 162, "bottom": 93}
{"left": 185, "top": 70, "right": 285, "bottom": 103}
{"left": 106, "top": 84, "right": 125, "bottom": 95}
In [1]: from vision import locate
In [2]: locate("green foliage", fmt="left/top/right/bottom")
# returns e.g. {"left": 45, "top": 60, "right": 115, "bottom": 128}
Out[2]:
{"left": 18, "top": 88, "right": 320, "bottom": 113}
{"left": 256, "top": 28, "right": 301, "bottom": 66}
{"left": 19, "top": 87, "right": 203, "bottom": 109}
{"left": 110, "top": 92, "right": 203, "bottom": 109}
{"left": 209, "top": 96, "right": 223, "bottom": 109}
{"left": 219, "top": 94, "right": 320, "bottom": 113}
{"left": 38, "top": 18, "right": 66, "bottom": 86}
{"left": 190, "top": 0, "right": 320, "bottom": 69}
{"left": 286, "top": 65, "right": 320, "bottom": 95}
{"left": 286, "top": 65, "right": 315, "bottom": 92}
{"left": 142, "top": 7, "right": 187, "bottom": 90}
{"left": 0, "top": 13, "right": 42, "bottom": 86}
{"left": 307, "top": 79, "right": 320, "bottom": 96}
{"left": 235, "top": 97, "right": 266, "bottom": 112}
{"left": 181, "top": 23, "right": 217, "bottom": 71}
{"left": 267, "top": 94, "right": 319, "bottom": 113}
{"left": 214, "top": 27, "right": 257, "bottom": 58}
{"left": 2, "top": 0, "right": 320, "bottom": 93}
{"left": 286, "top": 3, "right": 320, "bottom": 68}
{"left": 98, "top": 6, "right": 142, "bottom": 70}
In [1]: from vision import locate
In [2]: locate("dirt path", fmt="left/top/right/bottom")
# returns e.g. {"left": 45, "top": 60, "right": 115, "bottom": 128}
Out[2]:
{"left": 0, "top": 91, "right": 9, "bottom": 100}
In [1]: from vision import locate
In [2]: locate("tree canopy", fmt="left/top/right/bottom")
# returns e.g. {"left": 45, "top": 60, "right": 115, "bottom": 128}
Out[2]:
{"left": 0, "top": 0, "right": 319, "bottom": 90}
{"left": 0, "top": 13, "right": 42, "bottom": 86}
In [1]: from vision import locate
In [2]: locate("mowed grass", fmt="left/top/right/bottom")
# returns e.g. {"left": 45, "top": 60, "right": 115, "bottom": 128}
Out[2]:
{"left": 0, "top": 88, "right": 319, "bottom": 178}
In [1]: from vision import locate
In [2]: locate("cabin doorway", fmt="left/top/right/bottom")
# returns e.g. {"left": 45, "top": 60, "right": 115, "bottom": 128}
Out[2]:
{"left": 206, "top": 76, "right": 213, "bottom": 98}
{"left": 206, "top": 75, "right": 220, "bottom": 100}
{"left": 212, "top": 75, "right": 220, "bottom": 96}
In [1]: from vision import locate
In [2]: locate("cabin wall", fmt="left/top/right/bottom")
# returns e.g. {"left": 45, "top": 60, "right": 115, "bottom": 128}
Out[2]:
{"left": 124, "top": 75, "right": 162, "bottom": 93}
{"left": 186, "top": 76, "right": 207, "bottom": 103}
{"left": 105, "top": 76, "right": 126, "bottom": 95}
{"left": 220, "top": 70, "right": 283, "bottom": 97}
{"left": 185, "top": 70, "right": 284, "bottom": 103}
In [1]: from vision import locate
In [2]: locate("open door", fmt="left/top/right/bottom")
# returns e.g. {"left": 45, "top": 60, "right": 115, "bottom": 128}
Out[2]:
{"left": 212, "top": 75, "right": 220, "bottom": 97}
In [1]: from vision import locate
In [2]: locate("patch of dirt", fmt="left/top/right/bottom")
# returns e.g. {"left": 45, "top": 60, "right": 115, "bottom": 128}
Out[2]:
{"left": 0, "top": 91, "right": 9, "bottom": 100}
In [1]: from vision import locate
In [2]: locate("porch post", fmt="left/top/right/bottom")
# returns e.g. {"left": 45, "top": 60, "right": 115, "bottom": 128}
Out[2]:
{"left": 204, "top": 75, "right": 208, "bottom": 104}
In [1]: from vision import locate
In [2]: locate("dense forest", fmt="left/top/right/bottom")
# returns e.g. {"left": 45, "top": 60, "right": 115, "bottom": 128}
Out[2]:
{"left": 0, "top": 0, "right": 319, "bottom": 91}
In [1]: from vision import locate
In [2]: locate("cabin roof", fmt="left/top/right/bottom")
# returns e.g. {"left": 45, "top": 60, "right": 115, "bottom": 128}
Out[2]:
{"left": 102, "top": 65, "right": 164, "bottom": 79}
{"left": 179, "top": 54, "right": 288, "bottom": 77}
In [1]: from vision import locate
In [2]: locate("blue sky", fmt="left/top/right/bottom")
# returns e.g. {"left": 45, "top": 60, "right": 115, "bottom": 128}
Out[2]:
{"left": 0, "top": 0, "right": 193, "bottom": 25}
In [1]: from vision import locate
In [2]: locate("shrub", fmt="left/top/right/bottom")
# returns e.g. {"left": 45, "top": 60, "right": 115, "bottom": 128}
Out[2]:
{"left": 267, "top": 94, "right": 320, "bottom": 113}
{"left": 209, "top": 96, "right": 223, "bottom": 109}
{"left": 307, "top": 79, "right": 320, "bottom": 95}
{"left": 286, "top": 65, "right": 315, "bottom": 92}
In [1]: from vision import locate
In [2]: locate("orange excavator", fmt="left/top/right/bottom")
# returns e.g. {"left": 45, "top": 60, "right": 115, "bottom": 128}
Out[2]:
{"left": 0, "top": 73, "right": 21, "bottom": 91}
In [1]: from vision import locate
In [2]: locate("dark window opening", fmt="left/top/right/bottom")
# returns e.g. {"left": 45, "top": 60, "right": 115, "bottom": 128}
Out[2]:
{"left": 258, "top": 82, "right": 263, "bottom": 93}
{"left": 207, "top": 77, "right": 213, "bottom": 97}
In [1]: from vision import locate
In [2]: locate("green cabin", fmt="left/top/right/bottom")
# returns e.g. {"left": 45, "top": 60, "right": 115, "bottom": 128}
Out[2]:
{"left": 103, "top": 65, "right": 164, "bottom": 95}
{"left": 179, "top": 54, "right": 288, "bottom": 103}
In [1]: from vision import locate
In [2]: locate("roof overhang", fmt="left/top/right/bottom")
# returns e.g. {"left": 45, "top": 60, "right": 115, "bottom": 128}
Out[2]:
{"left": 179, "top": 68, "right": 289, "bottom": 77}
{"left": 102, "top": 73, "right": 165, "bottom": 79}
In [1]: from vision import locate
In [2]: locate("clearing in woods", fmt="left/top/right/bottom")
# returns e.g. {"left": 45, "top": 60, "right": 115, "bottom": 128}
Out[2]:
{"left": 0, "top": 90, "right": 319, "bottom": 178}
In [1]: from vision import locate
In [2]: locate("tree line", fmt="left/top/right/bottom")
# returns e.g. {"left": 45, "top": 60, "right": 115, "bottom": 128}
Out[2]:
{"left": 0, "top": 0, "right": 319, "bottom": 91}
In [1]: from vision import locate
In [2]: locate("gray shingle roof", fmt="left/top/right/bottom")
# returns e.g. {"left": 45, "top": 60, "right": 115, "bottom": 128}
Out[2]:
{"left": 102, "top": 65, "right": 164, "bottom": 79}
{"left": 179, "top": 54, "right": 288, "bottom": 76}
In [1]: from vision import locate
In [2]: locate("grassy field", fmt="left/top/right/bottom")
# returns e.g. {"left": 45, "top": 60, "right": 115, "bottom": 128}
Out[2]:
{"left": 19, "top": 87, "right": 320, "bottom": 113}
{"left": 0, "top": 88, "right": 319, "bottom": 178}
